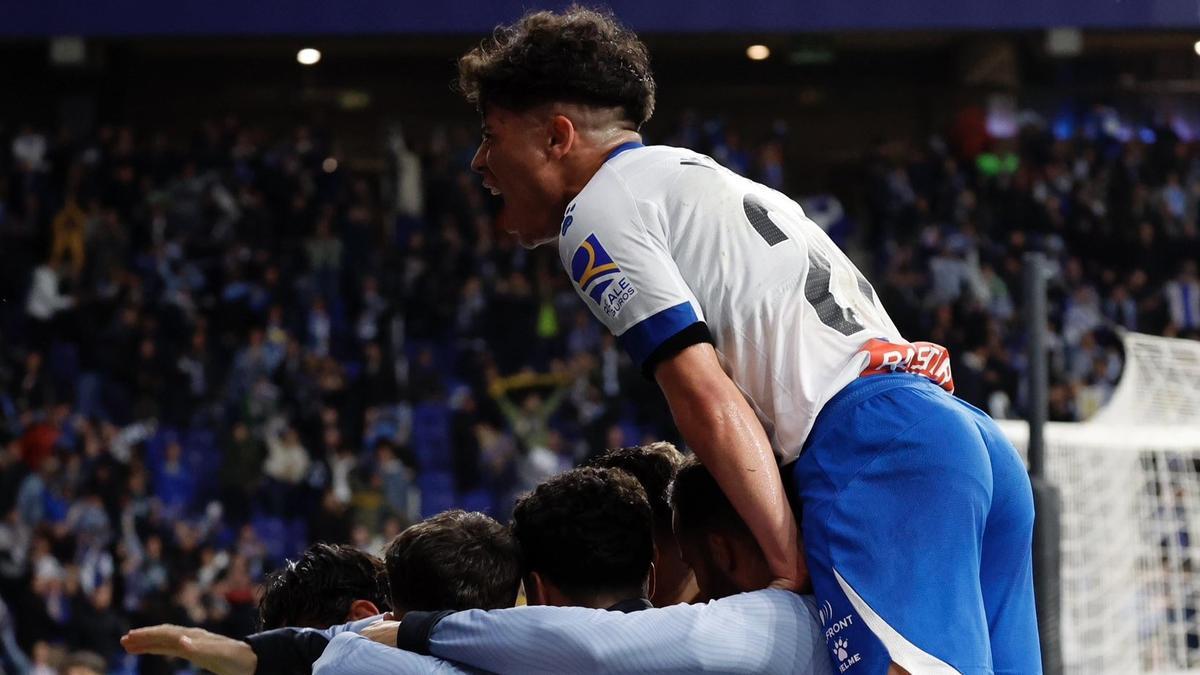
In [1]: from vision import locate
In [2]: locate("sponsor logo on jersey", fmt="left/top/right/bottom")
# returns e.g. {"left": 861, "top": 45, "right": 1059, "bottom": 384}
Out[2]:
{"left": 570, "top": 233, "right": 637, "bottom": 318}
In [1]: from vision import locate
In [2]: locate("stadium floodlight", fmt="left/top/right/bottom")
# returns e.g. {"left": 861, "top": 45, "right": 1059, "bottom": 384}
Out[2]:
{"left": 1194, "top": 40, "right": 1200, "bottom": 56}
{"left": 297, "top": 48, "right": 322, "bottom": 66}
{"left": 745, "top": 45, "right": 770, "bottom": 61}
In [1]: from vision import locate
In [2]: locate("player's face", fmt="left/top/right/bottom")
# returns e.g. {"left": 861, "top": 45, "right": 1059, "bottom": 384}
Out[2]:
{"left": 471, "top": 105, "right": 564, "bottom": 249}
{"left": 674, "top": 511, "right": 742, "bottom": 601}
{"left": 675, "top": 509, "right": 777, "bottom": 600}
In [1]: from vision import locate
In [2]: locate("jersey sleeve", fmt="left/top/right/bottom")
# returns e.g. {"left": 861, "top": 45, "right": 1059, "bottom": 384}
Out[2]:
{"left": 418, "top": 590, "right": 830, "bottom": 675}
{"left": 559, "top": 170, "right": 710, "bottom": 374}
{"left": 313, "top": 632, "right": 477, "bottom": 675}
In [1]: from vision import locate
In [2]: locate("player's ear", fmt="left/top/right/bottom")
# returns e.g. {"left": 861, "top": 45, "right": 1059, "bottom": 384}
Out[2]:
{"left": 526, "top": 571, "right": 549, "bottom": 606}
{"left": 547, "top": 114, "right": 576, "bottom": 159}
{"left": 347, "top": 599, "right": 381, "bottom": 621}
{"left": 705, "top": 532, "right": 734, "bottom": 575}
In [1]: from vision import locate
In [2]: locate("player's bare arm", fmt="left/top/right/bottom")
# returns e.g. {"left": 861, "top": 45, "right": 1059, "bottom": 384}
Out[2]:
{"left": 654, "top": 342, "right": 805, "bottom": 592}
{"left": 121, "top": 625, "right": 257, "bottom": 675}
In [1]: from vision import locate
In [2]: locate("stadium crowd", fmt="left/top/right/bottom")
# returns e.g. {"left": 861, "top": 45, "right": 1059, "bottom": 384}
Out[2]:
{"left": 866, "top": 110, "right": 1200, "bottom": 420}
{"left": 0, "top": 104, "right": 1198, "bottom": 671}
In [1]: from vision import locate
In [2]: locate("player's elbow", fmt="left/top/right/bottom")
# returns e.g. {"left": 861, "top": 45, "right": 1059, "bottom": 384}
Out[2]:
{"left": 669, "top": 390, "right": 742, "bottom": 436}
{"left": 654, "top": 343, "right": 738, "bottom": 411}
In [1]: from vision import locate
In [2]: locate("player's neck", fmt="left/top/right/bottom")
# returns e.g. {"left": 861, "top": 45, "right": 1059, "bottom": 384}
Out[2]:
{"left": 652, "top": 565, "right": 701, "bottom": 606}
{"left": 567, "top": 588, "right": 645, "bottom": 610}
{"left": 561, "top": 131, "right": 642, "bottom": 204}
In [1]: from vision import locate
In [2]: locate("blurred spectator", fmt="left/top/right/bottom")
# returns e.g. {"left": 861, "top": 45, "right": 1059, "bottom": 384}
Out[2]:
{"left": 29, "top": 642, "right": 57, "bottom": 675}
{"left": 306, "top": 215, "right": 343, "bottom": 300}
{"left": 62, "top": 651, "right": 107, "bottom": 675}
{"left": 153, "top": 441, "right": 196, "bottom": 521}
{"left": 25, "top": 261, "right": 74, "bottom": 346}
{"left": 1165, "top": 261, "right": 1200, "bottom": 335}
{"left": 262, "top": 419, "right": 310, "bottom": 514}
{"left": 68, "top": 583, "right": 127, "bottom": 667}
{"left": 49, "top": 197, "right": 87, "bottom": 278}
{"left": 0, "top": 596, "right": 31, "bottom": 674}
{"left": 12, "top": 124, "right": 47, "bottom": 172}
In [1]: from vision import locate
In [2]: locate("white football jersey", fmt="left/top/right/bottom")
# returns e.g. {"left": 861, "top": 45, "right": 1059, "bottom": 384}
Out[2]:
{"left": 558, "top": 144, "right": 905, "bottom": 464}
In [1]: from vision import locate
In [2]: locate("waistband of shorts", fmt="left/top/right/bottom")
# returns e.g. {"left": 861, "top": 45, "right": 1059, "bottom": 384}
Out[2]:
{"left": 815, "top": 372, "right": 934, "bottom": 432}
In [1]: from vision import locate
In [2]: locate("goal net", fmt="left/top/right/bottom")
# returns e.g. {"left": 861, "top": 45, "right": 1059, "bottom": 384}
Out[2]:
{"left": 997, "top": 332, "right": 1200, "bottom": 674}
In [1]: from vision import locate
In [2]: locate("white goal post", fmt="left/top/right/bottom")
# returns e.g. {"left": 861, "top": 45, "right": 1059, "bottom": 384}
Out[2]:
{"left": 998, "top": 332, "right": 1200, "bottom": 674}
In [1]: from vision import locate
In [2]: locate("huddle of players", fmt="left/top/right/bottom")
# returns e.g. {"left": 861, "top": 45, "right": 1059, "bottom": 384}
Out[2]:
{"left": 123, "top": 443, "right": 830, "bottom": 673}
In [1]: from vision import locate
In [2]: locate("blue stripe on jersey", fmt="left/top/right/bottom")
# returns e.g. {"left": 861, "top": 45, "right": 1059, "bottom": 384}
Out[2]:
{"left": 605, "top": 141, "right": 644, "bottom": 162}
{"left": 619, "top": 302, "right": 698, "bottom": 367}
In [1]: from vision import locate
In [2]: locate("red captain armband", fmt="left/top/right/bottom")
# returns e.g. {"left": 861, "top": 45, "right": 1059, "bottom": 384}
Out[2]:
{"left": 857, "top": 338, "right": 955, "bottom": 394}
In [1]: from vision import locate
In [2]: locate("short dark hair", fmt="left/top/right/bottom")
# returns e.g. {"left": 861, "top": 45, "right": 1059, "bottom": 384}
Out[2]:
{"left": 385, "top": 510, "right": 521, "bottom": 613}
{"left": 670, "top": 459, "right": 769, "bottom": 539}
{"left": 588, "top": 442, "right": 683, "bottom": 533}
{"left": 512, "top": 466, "right": 653, "bottom": 597}
{"left": 259, "top": 543, "right": 390, "bottom": 630}
{"left": 458, "top": 6, "right": 656, "bottom": 128}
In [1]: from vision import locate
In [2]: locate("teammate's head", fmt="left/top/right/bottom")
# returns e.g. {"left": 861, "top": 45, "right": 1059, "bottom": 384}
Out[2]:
{"left": 588, "top": 442, "right": 700, "bottom": 605}
{"left": 385, "top": 510, "right": 522, "bottom": 615}
{"left": 258, "top": 543, "right": 390, "bottom": 630}
{"left": 671, "top": 459, "right": 797, "bottom": 600}
{"left": 512, "top": 466, "right": 655, "bottom": 608}
{"left": 457, "top": 6, "right": 656, "bottom": 247}
{"left": 62, "top": 651, "right": 107, "bottom": 675}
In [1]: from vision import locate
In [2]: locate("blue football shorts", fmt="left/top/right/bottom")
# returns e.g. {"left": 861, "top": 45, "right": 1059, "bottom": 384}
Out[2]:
{"left": 789, "top": 373, "right": 1041, "bottom": 674}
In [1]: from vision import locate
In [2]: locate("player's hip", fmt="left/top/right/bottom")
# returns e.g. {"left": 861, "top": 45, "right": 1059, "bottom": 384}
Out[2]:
{"left": 793, "top": 372, "right": 1025, "bottom": 504}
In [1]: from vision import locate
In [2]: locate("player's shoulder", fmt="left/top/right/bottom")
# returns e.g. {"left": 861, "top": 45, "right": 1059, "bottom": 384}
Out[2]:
{"left": 557, "top": 144, "right": 726, "bottom": 254}
{"left": 557, "top": 179, "right": 617, "bottom": 260}
{"left": 556, "top": 149, "right": 669, "bottom": 252}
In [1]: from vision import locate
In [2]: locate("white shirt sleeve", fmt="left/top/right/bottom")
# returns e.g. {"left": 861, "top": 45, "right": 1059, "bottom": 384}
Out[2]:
{"left": 425, "top": 590, "right": 833, "bottom": 675}
{"left": 559, "top": 169, "right": 705, "bottom": 369}
{"left": 313, "top": 632, "right": 477, "bottom": 675}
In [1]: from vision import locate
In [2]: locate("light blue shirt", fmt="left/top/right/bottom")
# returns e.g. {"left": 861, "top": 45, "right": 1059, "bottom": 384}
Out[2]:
{"left": 313, "top": 590, "right": 831, "bottom": 674}
{"left": 314, "top": 632, "right": 474, "bottom": 674}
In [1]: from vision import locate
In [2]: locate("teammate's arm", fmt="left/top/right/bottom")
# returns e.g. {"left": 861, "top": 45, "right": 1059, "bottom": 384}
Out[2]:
{"left": 315, "top": 632, "right": 472, "bottom": 674}
{"left": 654, "top": 342, "right": 805, "bottom": 592}
{"left": 382, "top": 590, "right": 826, "bottom": 675}
{"left": 121, "top": 616, "right": 382, "bottom": 675}
{"left": 121, "top": 625, "right": 256, "bottom": 675}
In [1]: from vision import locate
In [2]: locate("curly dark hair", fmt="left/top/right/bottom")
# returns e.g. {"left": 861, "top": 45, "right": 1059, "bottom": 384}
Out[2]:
{"left": 512, "top": 466, "right": 653, "bottom": 598}
{"left": 385, "top": 510, "right": 521, "bottom": 613}
{"left": 258, "top": 543, "right": 390, "bottom": 630}
{"left": 587, "top": 441, "right": 684, "bottom": 533}
{"left": 457, "top": 6, "right": 656, "bottom": 128}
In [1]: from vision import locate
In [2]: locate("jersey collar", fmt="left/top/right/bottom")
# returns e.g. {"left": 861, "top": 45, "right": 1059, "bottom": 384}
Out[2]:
{"left": 605, "top": 141, "right": 644, "bottom": 163}
{"left": 606, "top": 597, "right": 654, "bottom": 613}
